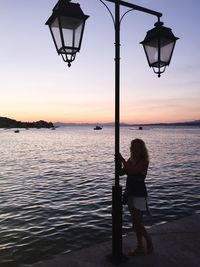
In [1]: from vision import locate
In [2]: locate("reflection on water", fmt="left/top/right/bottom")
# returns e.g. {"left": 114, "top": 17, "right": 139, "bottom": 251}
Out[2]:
{"left": 0, "top": 126, "right": 200, "bottom": 266}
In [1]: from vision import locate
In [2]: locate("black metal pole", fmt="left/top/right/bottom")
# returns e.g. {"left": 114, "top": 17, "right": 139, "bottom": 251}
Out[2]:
{"left": 111, "top": 0, "right": 124, "bottom": 263}
{"left": 114, "top": 0, "right": 120, "bottom": 182}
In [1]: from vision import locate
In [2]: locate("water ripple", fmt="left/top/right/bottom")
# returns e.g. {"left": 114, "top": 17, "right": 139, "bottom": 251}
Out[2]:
{"left": 0, "top": 126, "right": 200, "bottom": 266}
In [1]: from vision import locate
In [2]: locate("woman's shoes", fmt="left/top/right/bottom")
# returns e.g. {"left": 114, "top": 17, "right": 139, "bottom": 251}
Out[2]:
{"left": 128, "top": 239, "right": 154, "bottom": 257}
{"left": 128, "top": 246, "right": 145, "bottom": 256}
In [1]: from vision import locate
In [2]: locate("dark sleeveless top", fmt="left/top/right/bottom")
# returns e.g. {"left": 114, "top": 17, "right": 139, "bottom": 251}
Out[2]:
{"left": 126, "top": 175, "right": 147, "bottom": 197}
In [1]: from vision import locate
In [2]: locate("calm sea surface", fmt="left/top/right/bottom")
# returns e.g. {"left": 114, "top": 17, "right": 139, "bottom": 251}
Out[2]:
{"left": 0, "top": 126, "right": 200, "bottom": 266}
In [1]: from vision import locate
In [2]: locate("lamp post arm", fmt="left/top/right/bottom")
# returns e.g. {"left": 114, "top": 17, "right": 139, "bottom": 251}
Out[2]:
{"left": 105, "top": 0, "right": 162, "bottom": 19}
{"left": 120, "top": 8, "right": 134, "bottom": 24}
{"left": 99, "top": 0, "right": 115, "bottom": 26}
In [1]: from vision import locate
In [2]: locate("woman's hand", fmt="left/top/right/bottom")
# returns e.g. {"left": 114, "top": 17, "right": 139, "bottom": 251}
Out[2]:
{"left": 118, "top": 153, "right": 127, "bottom": 176}
{"left": 119, "top": 153, "right": 126, "bottom": 165}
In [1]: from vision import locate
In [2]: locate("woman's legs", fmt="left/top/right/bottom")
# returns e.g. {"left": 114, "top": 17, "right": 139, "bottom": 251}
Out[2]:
{"left": 128, "top": 204, "right": 153, "bottom": 253}
{"left": 132, "top": 208, "right": 144, "bottom": 249}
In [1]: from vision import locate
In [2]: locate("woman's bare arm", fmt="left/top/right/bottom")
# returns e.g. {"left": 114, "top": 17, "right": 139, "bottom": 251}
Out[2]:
{"left": 119, "top": 154, "right": 128, "bottom": 176}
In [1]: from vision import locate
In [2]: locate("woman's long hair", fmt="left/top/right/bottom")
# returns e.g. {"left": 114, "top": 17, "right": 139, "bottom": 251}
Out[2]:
{"left": 130, "top": 138, "right": 149, "bottom": 162}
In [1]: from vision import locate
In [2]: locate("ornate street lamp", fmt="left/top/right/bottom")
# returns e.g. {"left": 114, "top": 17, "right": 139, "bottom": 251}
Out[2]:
{"left": 141, "top": 21, "right": 179, "bottom": 77}
{"left": 46, "top": 0, "right": 178, "bottom": 264}
{"left": 45, "top": 0, "right": 89, "bottom": 67}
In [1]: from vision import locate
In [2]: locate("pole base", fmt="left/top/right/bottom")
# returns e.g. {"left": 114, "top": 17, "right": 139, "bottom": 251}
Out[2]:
{"left": 106, "top": 253, "right": 128, "bottom": 265}
{"left": 107, "top": 185, "right": 128, "bottom": 265}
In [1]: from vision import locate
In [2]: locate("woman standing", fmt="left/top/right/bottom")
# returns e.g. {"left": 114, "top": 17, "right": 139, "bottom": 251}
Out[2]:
{"left": 120, "top": 138, "right": 153, "bottom": 256}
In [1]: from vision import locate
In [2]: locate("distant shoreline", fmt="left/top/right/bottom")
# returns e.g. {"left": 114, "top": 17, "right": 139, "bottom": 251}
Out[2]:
{"left": 1, "top": 116, "right": 199, "bottom": 128}
{"left": 54, "top": 120, "right": 200, "bottom": 127}
{"left": 0, "top": 117, "right": 54, "bottom": 129}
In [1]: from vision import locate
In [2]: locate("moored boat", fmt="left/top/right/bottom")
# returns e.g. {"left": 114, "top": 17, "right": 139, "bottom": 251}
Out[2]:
{"left": 94, "top": 125, "right": 102, "bottom": 130}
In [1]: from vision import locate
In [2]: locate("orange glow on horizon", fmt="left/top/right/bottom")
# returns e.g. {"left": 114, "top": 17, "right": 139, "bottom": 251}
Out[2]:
{"left": 2, "top": 111, "right": 199, "bottom": 125}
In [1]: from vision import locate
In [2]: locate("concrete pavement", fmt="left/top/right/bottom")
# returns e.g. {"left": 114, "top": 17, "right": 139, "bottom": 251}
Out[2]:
{"left": 32, "top": 214, "right": 200, "bottom": 267}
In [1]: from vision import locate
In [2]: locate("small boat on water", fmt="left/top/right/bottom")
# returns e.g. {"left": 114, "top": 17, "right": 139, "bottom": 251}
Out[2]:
{"left": 94, "top": 125, "right": 102, "bottom": 130}
{"left": 14, "top": 130, "right": 20, "bottom": 133}
{"left": 138, "top": 126, "right": 143, "bottom": 130}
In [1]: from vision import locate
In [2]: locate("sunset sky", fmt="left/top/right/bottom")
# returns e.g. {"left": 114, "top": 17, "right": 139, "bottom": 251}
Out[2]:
{"left": 0, "top": 0, "right": 200, "bottom": 124}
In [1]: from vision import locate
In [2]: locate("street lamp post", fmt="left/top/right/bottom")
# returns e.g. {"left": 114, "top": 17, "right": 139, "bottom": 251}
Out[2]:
{"left": 46, "top": 0, "right": 178, "bottom": 264}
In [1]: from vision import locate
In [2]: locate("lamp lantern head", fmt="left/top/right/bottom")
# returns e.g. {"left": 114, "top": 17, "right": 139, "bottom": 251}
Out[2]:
{"left": 141, "top": 21, "right": 179, "bottom": 77}
{"left": 45, "top": 0, "right": 89, "bottom": 67}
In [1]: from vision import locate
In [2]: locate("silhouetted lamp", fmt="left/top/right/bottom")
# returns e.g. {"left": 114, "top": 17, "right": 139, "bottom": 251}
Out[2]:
{"left": 45, "top": 0, "right": 89, "bottom": 67}
{"left": 141, "top": 21, "right": 179, "bottom": 77}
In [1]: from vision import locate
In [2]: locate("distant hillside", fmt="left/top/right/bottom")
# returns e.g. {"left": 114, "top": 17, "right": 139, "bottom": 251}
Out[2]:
{"left": 137, "top": 120, "right": 200, "bottom": 127}
{"left": 54, "top": 120, "right": 200, "bottom": 127}
{"left": 0, "top": 117, "right": 54, "bottom": 128}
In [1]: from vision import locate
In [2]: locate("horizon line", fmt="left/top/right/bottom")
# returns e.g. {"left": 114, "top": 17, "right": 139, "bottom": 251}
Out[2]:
{"left": 1, "top": 116, "right": 200, "bottom": 126}
{"left": 54, "top": 120, "right": 200, "bottom": 126}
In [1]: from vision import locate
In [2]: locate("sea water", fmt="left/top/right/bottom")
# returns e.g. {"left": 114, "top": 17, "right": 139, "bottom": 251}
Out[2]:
{"left": 0, "top": 126, "right": 200, "bottom": 266}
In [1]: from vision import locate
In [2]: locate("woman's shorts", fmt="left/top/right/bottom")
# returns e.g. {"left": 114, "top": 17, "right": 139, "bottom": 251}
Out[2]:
{"left": 128, "top": 196, "right": 147, "bottom": 211}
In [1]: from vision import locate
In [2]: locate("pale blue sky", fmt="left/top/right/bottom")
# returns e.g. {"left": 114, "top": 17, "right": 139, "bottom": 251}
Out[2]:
{"left": 0, "top": 0, "right": 199, "bottom": 123}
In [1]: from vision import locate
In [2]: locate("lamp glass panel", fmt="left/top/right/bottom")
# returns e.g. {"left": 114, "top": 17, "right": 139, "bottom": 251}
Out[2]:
{"left": 50, "top": 17, "right": 62, "bottom": 50}
{"left": 60, "top": 16, "right": 83, "bottom": 52}
{"left": 144, "top": 37, "right": 175, "bottom": 67}
{"left": 160, "top": 38, "right": 174, "bottom": 63}
{"left": 74, "top": 22, "right": 84, "bottom": 48}
{"left": 144, "top": 44, "right": 158, "bottom": 65}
